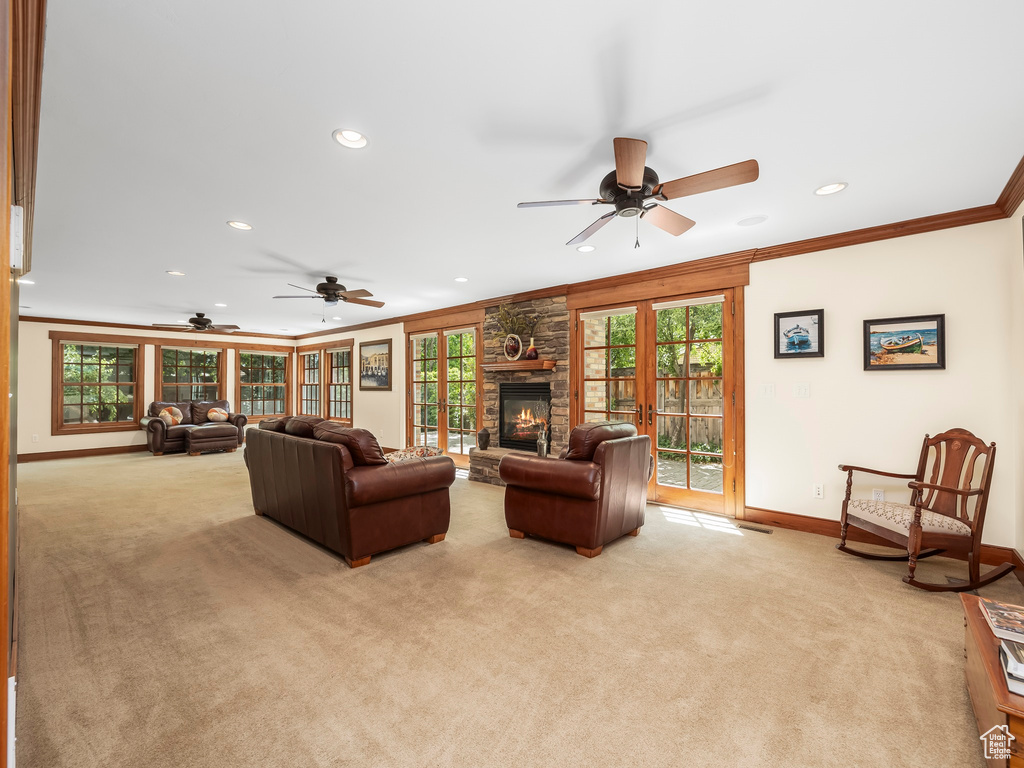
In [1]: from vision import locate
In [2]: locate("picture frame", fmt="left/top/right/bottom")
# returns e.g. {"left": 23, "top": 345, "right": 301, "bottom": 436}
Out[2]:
{"left": 773, "top": 309, "right": 824, "bottom": 359}
{"left": 863, "top": 314, "right": 945, "bottom": 371}
{"left": 359, "top": 339, "right": 392, "bottom": 390}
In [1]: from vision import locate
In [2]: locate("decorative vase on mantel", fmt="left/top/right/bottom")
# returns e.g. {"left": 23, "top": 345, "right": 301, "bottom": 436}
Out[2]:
{"left": 524, "top": 338, "right": 538, "bottom": 360}
{"left": 477, "top": 428, "right": 490, "bottom": 451}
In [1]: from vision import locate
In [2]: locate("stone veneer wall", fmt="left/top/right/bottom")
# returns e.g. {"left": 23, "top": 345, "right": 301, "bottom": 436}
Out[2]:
{"left": 482, "top": 296, "right": 570, "bottom": 454}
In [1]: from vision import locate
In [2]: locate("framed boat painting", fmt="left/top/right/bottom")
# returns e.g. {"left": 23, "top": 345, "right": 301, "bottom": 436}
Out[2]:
{"left": 863, "top": 314, "right": 945, "bottom": 371}
{"left": 774, "top": 309, "right": 824, "bottom": 359}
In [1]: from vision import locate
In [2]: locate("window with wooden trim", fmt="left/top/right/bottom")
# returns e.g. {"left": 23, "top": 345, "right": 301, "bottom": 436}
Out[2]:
{"left": 239, "top": 352, "right": 288, "bottom": 417}
{"left": 300, "top": 352, "right": 321, "bottom": 415}
{"left": 161, "top": 348, "right": 221, "bottom": 401}
{"left": 55, "top": 342, "right": 143, "bottom": 434}
{"left": 327, "top": 349, "right": 353, "bottom": 422}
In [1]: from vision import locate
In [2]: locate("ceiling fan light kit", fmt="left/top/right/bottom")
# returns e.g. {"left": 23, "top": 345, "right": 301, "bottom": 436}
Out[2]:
{"left": 518, "top": 137, "right": 759, "bottom": 247}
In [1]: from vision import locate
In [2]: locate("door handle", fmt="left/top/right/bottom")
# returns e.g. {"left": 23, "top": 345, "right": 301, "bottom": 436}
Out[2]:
{"left": 648, "top": 403, "right": 653, "bottom": 426}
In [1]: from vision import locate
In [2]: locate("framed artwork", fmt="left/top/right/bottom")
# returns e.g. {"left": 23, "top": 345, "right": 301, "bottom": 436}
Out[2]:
{"left": 863, "top": 314, "right": 945, "bottom": 371}
{"left": 774, "top": 309, "right": 824, "bottom": 359}
{"left": 359, "top": 339, "right": 392, "bottom": 390}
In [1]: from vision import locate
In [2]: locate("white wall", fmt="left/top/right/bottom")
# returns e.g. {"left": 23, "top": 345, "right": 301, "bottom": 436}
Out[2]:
{"left": 17, "top": 321, "right": 284, "bottom": 455}
{"left": 302, "top": 323, "right": 406, "bottom": 449}
{"left": 745, "top": 218, "right": 1021, "bottom": 546}
{"left": 1010, "top": 200, "right": 1024, "bottom": 554}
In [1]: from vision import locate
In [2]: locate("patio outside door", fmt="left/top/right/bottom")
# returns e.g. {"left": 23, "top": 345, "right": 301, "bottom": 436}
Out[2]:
{"left": 577, "top": 291, "right": 738, "bottom": 515}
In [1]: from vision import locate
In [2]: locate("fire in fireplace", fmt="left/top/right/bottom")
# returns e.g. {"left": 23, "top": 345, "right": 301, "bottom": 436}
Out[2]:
{"left": 499, "top": 382, "right": 551, "bottom": 450}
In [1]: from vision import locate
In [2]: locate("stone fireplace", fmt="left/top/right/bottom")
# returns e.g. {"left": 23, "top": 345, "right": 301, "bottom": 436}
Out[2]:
{"left": 499, "top": 382, "right": 551, "bottom": 450}
{"left": 468, "top": 295, "right": 570, "bottom": 485}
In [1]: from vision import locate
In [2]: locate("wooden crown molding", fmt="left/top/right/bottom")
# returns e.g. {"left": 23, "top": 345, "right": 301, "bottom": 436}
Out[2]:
{"left": 750, "top": 204, "right": 1006, "bottom": 263}
{"left": 12, "top": 0, "right": 46, "bottom": 275}
{"left": 997, "top": 153, "right": 1024, "bottom": 218}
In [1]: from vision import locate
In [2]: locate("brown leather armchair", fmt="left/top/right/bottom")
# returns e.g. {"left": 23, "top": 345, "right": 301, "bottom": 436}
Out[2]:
{"left": 245, "top": 416, "right": 454, "bottom": 568}
{"left": 498, "top": 422, "right": 652, "bottom": 558}
{"left": 140, "top": 400, "right": 247, "bottom": 455}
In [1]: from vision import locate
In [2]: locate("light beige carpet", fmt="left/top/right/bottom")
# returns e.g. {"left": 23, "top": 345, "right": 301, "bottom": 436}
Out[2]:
{"left": 14, "top": 451, "right": 1023, "bottom": 767}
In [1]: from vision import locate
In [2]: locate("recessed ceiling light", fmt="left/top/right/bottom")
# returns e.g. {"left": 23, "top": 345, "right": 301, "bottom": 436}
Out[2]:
{"left": 454, "top": 277, "right": 468, "bottom": 283}
{"left": 814, "top": 182, "right": 848, "bottom": 196}
{"left": 333, "top": 129, "right": 367, "bottom": 149}
{"left": 166, "top": 270, "right": 186, "bottom": 276}
{"left": 227, "top": 221, "right": 252, "bottom": 230}
{"left": 576, "top": 245, "right": 596, "bottom": 253}
{"left": 332, "top": 316, "right": 342, "bottom": 320}
{"left": 16, "top": 278, "right": 34, "bottom": 284}
{"left": 737, "top": 215, "right": 768, "bottom": 227}
{"left": 214, "top": 303, "right": 227, "bottom": 307}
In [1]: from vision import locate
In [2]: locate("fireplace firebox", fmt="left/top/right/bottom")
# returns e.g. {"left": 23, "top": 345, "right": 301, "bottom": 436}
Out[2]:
{"left": 499, "top": 382, "right": 551, "bottom": 450}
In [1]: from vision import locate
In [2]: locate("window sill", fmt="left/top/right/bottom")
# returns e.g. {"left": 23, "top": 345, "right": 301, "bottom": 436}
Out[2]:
{"left": 52, "top": 422, "right": 142, "bottom": 437}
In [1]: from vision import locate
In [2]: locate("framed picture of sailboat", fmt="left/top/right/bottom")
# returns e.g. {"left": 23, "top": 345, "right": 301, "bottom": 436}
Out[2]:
{"left": 774, "top": 309, "right": 824, "bottom": 359}
{"left": 863, "top": 314, "right": 945, "bottom": 371}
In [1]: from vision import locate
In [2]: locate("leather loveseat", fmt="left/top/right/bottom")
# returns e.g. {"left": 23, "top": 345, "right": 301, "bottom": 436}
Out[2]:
{"left": 498, "top": 422, "right": 652, "bottom": 558}
{"left": 140, "top": 400, "right": 247, "bottom": 455}
{"left": 244, "top": 415, "right": 455, "bottom": 568}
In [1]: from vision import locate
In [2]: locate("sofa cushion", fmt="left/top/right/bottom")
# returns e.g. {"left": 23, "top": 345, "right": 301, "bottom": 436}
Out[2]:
{"left": 314, "top": 423, "right": 387, "bottom": 465}
{"left": 165, "top": 424, "right": 195, "bottom": 440}
{"left": 150, "top": 401, "right": 192, "bottom": 424}
{"left": 194, "top": 400, "right": 230, "bottom": 424}
{"left": 563, "top": 421, "right": 638, "bottom": 461}
{"left": 284, "top": 415, "right": 325, "bottom": 438}
{"left": 158, "top": 406, "right": 184, "bottom": 426}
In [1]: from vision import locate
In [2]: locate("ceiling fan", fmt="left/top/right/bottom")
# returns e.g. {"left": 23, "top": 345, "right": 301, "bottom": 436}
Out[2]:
{"left": 273, "top": 276, "right": 385, "bottom": 308}
{"left": 152, "top": 312, "right": 240, "bottom": 333}
{"left": 518, "top": 137, "right": 759, "bottom": 246}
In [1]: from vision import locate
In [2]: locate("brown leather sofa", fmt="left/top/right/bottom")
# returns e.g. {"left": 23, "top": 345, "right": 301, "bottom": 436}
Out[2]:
{"left": 244, "top": 415, "right": 455, "bottom": 568}
{"left": 498, "top": 422, "right": 652, "bottom": 558}
{"left": 140, "top": 400, "right": 247, "bottom": 455}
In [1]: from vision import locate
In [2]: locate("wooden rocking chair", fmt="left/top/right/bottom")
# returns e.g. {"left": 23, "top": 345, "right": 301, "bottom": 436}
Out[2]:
{"left": 836, "top": 428, "right": 1015, "bottom": 592}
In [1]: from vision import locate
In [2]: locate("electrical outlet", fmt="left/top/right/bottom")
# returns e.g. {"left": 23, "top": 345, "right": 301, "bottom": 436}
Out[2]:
{"left": 813, "top": 483, "right": 824, "bottom": 499}
{"left": 31, "top": 434, "right": 38, "bottom": 443}
{"left": 872, "top": 489, "right": 885, "bottom": 502}
{"left": 759, "top": 383, "right": 775, "bottom": 398}
{"left": 794, "top": 383, "right": 811, "bottom": 399}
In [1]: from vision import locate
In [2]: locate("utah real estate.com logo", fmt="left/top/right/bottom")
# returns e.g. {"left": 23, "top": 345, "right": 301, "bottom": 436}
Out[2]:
{"left": 981, "top": 725, "right": 1015, "bottom": 760}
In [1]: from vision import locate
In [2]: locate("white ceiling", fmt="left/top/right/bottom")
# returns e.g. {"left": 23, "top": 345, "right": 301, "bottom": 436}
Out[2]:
{"left": 24, "top": 0, "right": 1024, "bottom": 335}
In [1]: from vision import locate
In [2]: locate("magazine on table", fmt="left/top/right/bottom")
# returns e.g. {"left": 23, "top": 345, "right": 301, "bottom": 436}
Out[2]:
{"left": 980, "top": 598, "right": 1024, "bottom": 642}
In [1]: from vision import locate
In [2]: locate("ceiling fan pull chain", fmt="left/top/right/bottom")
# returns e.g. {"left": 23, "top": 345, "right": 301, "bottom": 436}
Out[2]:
{"left": 634, "top": 216, "right": 640, "bottom": 249}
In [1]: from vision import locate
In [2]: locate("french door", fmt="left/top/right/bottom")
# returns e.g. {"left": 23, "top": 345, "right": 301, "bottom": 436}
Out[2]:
{"left": 576, "top": 290, "right": 739, "bottom": 515}
{"left": 408, "top": 326, "right": 482, "bottom": 467}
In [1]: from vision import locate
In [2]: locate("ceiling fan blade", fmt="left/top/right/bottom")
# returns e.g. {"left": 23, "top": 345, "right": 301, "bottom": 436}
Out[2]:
{"left": 641, "top": 204, "right": 696, "bottom": 236}
{"left": 287, "top": 283, "right": 318, "bottom": 293}
{"left": 152, "top": 324, "right": 191, "bottom": 328}
{"left": 273, "top": 295, "right": 323, "bottom": 299}
{"left": 209, "top": 324, "right": 241, "bottom": 330}
{"left": 344, "top": 297, "right": 385, "bottom": 308}
{"left": 654, "top": 159, "right": 759, "bottom": 200}
{"left": 613, "top": 137, "right": 647, "bottom": 190}
{"left": 338, "top": 288, "right": 372, "bottom": 298}
{"left": 567, "top": 211, "right": 617, "bottom": 246}
{"left": 517, "top": 199, "right": 606, "bottom": 208}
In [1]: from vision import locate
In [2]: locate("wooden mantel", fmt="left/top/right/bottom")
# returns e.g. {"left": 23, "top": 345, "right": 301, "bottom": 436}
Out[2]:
{"left": 480, "top": 359, "right": 557, "bottom": 373}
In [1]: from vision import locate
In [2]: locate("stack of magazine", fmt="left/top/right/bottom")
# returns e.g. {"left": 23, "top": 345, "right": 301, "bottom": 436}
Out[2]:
{"left": 980, "top": 597, "right": 1024, "bottom": 696}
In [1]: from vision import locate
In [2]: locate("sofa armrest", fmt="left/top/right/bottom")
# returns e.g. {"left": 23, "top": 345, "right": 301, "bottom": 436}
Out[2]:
{"left": 228, "top": 413, "right": 247, "bottom": 429}
{"left": 498, "top": 454, "right": 601, "bottom": 501}
{"left": 345, "top": 455, "right": 456, "bottom": 507}
{"left": 141, "top": 416, "right": 164, "bottom": 434}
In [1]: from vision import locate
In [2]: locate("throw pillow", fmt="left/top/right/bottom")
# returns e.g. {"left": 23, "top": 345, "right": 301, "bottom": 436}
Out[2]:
{"left": 158, "top": 406, "right": 183, "bottom": 426}
{"left": 313, "top": 423, "right": 387, "bottom": 465}
{"left": 207, "top": 407, "right": 229, "bottom": 422}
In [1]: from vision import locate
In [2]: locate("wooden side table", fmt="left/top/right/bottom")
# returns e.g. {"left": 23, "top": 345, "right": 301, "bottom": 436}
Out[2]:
{"left": 963, "top": 594, "right": 1024, "bottom": 767}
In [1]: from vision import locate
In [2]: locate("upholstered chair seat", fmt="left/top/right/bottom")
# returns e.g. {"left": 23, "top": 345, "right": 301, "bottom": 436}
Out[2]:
{"left": 846, "top": 499, "right": 972, "bottom": 537}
